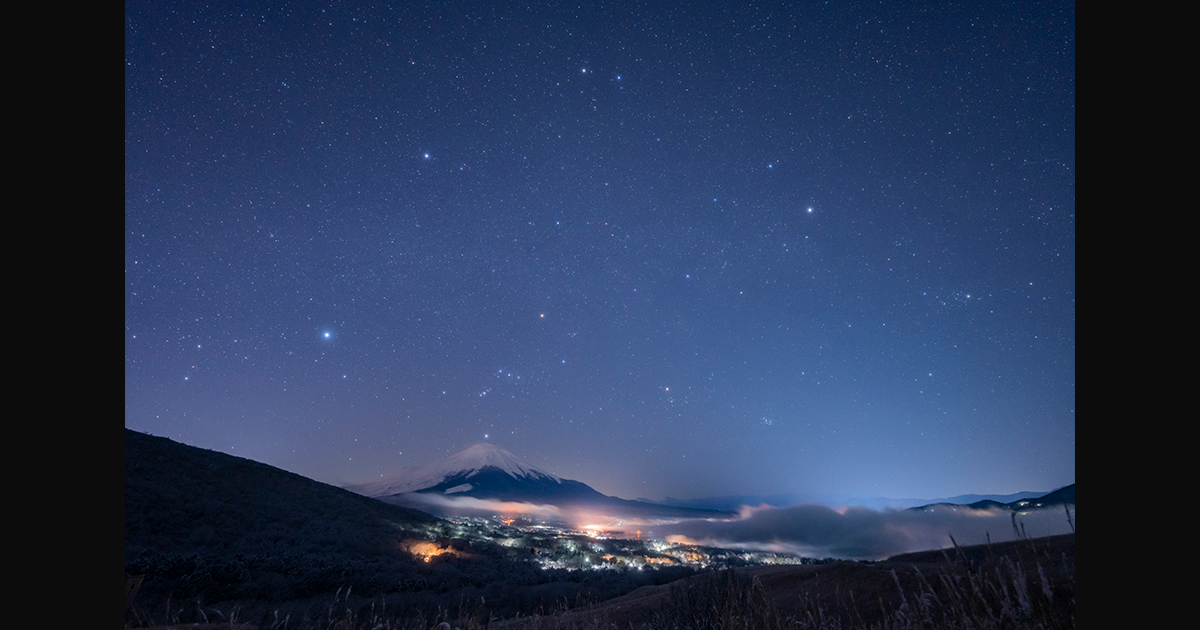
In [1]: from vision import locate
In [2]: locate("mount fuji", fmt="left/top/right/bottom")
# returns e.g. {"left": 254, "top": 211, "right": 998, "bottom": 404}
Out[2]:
{"left": 346, "top": 443, "right": 731, "bottom": 520}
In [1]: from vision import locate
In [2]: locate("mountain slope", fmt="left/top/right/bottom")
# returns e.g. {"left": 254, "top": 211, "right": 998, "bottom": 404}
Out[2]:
{"left": 124, "top": 430, "right": 710, "bottom": 623}
{"left": 347, "top": 443, "right": 564, "bottom": 497}
{"left": 125, "top": 429, "right": 439, "bottom": 559}
{"left": 1009, "top": 483, "right": 1075, "bottom": 509}
{"left": 348, "top": 443, "right": 733, "bottom": 519}
{"left": 910, "top": 483, "right": 1076, "bottom": 512}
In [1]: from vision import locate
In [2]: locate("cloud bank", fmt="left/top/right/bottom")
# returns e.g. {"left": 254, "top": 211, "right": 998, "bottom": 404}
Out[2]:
{"left": 382, "top": 492, "right": 568, "bottom": 521}
{"left": 651, "top": 503, "right": 1075, "bottom": 560}
{"left": 381, "top": 492, "right": 1075, "bottom": 560}
{"left": 380, "top": 493, "right": 672, "bottom": 528}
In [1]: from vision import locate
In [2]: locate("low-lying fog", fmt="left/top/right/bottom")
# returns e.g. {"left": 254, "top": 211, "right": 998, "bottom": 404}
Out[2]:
{"left": 383, "top": 493, "right": 1075, "bottom": 559}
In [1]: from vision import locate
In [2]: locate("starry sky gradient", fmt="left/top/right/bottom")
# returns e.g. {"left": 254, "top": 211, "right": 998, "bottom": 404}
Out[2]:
{"left": 125, "top": 0, "right": 1074, "bottom": 503}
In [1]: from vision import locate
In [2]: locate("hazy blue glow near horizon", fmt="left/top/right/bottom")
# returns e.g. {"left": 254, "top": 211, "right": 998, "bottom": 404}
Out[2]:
{"left": 125, "top": 0, "right": 1074, "bottom": 502}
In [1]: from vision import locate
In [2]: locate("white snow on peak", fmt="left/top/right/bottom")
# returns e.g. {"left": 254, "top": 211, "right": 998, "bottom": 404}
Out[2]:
{"left": 346, "top": 443, "right": 561, "bottom": 498}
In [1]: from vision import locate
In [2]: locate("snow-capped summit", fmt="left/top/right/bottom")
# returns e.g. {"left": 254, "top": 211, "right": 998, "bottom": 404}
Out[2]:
{"left": 346, "top": 443, "right": 563, "bottom": 499}
{"left": 348, "top": 442, "right": 736, "bottom": 520}
{"left": 440, "top": 443, "right": 561, "bottom": 483}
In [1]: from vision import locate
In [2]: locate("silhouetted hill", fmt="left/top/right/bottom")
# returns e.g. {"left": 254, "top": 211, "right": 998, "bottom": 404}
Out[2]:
{"left": 126, "top": 429, "right": 439, "bottom": 559}
{"left": 911, "top": 483, "right": 1075, "bottom": 512}
{"left": 126, "top": 429, "right": 467, "bottom": 615}
{"left": 1016, "top": 483, "right": 1074, "bottom": 508}
{"left": 124, "top": 430, "right": 700, "bottom": 626}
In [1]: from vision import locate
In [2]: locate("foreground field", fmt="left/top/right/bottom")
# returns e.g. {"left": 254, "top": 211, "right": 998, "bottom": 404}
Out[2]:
{"left": 131, "top": 533, "right": 1073, "bottom": 630}
{"left": 127, "top": 431, "right": 1074, "bottom": 629}
{"left": 504, "top": 532, "right": 1075, "bottom": 629}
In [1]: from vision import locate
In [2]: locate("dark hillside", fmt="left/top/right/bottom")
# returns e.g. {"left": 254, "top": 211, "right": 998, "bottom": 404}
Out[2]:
{"left": 911, "top": 484, "right": 1076, "bottom": 512}
{"left": 518, "top": 533, "right": 1075, "bottom": 629}
{"left": 124, "top": 430, "right": 697, "bottom": 627}
{"left": 126, "top": 429, "right": 457, "bottom": 617}
{"left": 126, "top": 429, "right": 439, "bottom": 559}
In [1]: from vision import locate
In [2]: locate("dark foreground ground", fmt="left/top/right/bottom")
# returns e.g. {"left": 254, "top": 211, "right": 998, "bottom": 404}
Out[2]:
{"left": 126, "top": 431, "right": 1073, "bottom": 629}
{"left": 129, "top": 533, "right": 1073, "bottom": 629}
{"left": 499, "top": 532, "right": 1075, "bottom": 629}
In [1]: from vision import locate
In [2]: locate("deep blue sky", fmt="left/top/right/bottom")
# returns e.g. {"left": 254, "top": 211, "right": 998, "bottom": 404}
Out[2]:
{"left": 125, "top": 0, "right": 1074, "bottom": 502}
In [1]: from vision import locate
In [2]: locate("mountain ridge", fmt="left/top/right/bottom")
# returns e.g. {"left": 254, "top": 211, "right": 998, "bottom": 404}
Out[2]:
{"left": 125, "top": 428, "right": 439, "bottom": 560}
{"left": 909, "top": 483, "right": 1076, "bottom": 512}
{"left": 347, "top": 443, "right": 734, "bottom": 520}
{"left": 346, "top": 443, "right": 562, "bottom": 497}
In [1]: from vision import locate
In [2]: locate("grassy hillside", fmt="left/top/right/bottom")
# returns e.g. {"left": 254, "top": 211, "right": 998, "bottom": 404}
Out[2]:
{"left": 503, "top": 533, "right": 1075, "bottom": 629}
{"left": 125, "top": 431, "right": 1073, "bottom": 629}
{"left": 126, "top": 429, "right": 440, "bottom": 558}
{"left": 124, "top": 430, "right": 695, "bottom": 627}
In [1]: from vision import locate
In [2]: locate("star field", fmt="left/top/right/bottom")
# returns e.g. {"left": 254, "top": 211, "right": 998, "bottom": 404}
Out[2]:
{"left": 125, "top": 0, "right": 1074, "bottom": 502}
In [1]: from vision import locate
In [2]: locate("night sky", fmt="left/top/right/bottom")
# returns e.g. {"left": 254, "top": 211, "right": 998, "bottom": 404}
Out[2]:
{"left": 125, "top": 0, "right": 1074, "bottom": 504}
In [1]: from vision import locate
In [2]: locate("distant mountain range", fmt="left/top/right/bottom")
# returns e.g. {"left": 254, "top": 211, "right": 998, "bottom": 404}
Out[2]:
{"left": 347, "top": 443, "right": 1074, "bottom": 520}
{"left": 346, "top": 443, "right": 733, "bottom": 520}
{"left": 655, "top": 488, "right": 1072, "bottom": 512}
{"left": 909, "top": 483, "right": 1075, "bottom": 512}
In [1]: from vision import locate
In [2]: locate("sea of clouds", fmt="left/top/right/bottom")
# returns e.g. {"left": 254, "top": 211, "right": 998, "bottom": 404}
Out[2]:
{"left": 651, "top": 503, "right": 1076, "bottom": 559}
{"left": 384, "top": 492, "right": 1074, "bottom": 560}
